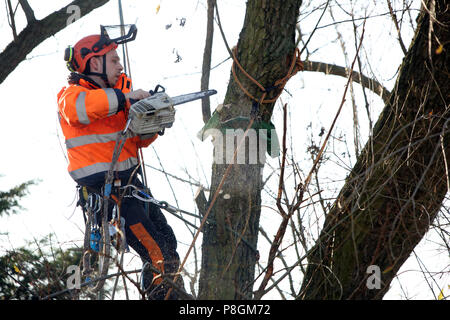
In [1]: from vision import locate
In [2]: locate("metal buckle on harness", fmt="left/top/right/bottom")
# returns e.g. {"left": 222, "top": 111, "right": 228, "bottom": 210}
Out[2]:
{"left": 87, "top": 193, "right": 103, "bottom": 215}
{"left": 120, "top": 184, "right": 178, "bottom": 214}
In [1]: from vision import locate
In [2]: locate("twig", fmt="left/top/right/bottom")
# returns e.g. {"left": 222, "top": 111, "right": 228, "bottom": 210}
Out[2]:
{"left": 387, "top": 0, "right": 408, "bottom": 54}
{"left": 165, "top": 110, "right": 259, "bottom": 300}
{"left": 255, "top": 19, "right": 367, "bottom": 300}
{"left": 145, "top": 163, "right": 205, "bottom": 189}
{"left": 254, "top": 102, "right": 305, "bottom": 300}
{"left": 200, "top": 0, "right": 215, "bottom": 123}
{"left": 41, "top": 268, "right": 142, "bottom": 300}
{"left": 5, "top": 0, "right": 18, "bottom": 41}
{"left": 300, "top": 0, "right": 331, "bottom": 55}
{"left": 151, "top": 146, "right": 180, "bottom": 209}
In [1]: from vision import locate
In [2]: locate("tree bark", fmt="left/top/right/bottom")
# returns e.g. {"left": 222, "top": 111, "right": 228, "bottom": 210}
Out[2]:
{"left": 299, "top": 0, "right": 449, "bottom": 299}
{"left": 0, "top": 0, "right": 110, "bottom": 84}
{"left": 199, "top": 0, "right": 302, "bottom": 300}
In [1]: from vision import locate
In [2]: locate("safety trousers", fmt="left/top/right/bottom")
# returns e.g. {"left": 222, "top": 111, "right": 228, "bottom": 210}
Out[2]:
{"left": 121, "top": 190, "right": 181, "bottom": 299}
{"left": 79, "top": 179, "right": 181, "bottom": 300}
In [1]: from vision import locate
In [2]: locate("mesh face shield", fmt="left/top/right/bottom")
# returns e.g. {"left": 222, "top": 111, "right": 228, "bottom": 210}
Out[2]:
{"left": 92, "top": 24, "right": 138, "bottom": 51}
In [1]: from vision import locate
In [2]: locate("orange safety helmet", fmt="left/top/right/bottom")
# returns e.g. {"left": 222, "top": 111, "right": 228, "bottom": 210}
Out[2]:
{"left": 65, "top": 35, "right": 118, "bottom": 74}
{"left": 64, "top": 25, "right": 137, "bottom": 85}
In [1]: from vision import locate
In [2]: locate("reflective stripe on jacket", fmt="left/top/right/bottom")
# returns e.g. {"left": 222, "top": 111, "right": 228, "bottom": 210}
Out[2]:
{"left": 57, "top": 73, "right": 157, "bottom": 182}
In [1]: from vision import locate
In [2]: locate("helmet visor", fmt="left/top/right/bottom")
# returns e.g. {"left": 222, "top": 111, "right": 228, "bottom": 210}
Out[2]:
{"left": 101, "top": 24, "right": 137, "bottom": 45}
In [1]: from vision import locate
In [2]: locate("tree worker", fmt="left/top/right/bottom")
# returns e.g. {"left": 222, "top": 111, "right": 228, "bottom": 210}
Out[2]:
{"left": 57, "top": 25, "right": 182, "bottom": 299}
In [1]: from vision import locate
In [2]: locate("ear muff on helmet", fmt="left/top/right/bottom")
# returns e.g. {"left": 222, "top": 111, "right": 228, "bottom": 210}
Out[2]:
{"left": 64, "top": 46, "right": 77, "bottom": 72}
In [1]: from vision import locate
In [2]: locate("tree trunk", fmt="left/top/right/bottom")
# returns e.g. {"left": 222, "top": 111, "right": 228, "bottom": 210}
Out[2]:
{"left": 299, "top": 0, "right": 449, "bottom": 300}
{"left": 198, "top": 0, "right": 302, "bottom": 299}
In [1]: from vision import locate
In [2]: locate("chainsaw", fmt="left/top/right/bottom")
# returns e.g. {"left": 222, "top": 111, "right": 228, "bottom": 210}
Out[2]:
{"left": 127, "top": 85, "right": 217, "bottom": 135}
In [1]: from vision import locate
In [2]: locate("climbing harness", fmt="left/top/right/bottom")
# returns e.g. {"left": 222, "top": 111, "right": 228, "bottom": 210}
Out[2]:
{"left": 121, "top": 184, "right": 178, "bottom": 213}
{"left": 79, "top": 187, "right": 112, "bottom": 293}
{"left": 78, "top": 179, "right": 187, "bottom": 294}
{"left": 79, "top": 125, "right": 130, "bottom": 293}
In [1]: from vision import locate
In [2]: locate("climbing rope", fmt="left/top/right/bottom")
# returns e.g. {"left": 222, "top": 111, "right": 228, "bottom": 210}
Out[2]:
{"left": 80, "top": 1, "right": 137, "bottom": 295}
{"left": 118, "top": 0, "right": 149, "bottom": 191}
{"left": 231, "top": 46, "right": 303, "bottom": 105}
{"left": 122, "top": 183, "right": 259, "bottom": 254}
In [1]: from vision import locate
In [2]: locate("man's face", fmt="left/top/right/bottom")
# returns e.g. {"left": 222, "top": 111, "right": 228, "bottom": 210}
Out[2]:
{"left": 91, "top": 49, "right": 123, "bottom": 86}
{"left": 104, "top": 49, "right": 123, "bottom": 85}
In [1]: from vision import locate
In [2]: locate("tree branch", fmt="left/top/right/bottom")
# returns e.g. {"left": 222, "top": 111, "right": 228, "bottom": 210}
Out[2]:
{"left": 194, "top": 186, "right": 208, "bottom": 217}
{"left": 303, "top": 60, "right": 391, "bottom": 104}
{"left": 18, "top": 0, "right": 35, "bottom": 23}
{"left": 387, "top": 0, "right": 408, "bottom": 54}
{"left": 200, "top": 0, "right": 215, "bottom": 124}
{"left": 6, "top": 0, "right": 18, "bottom": 41}
{"left": 0, "top": 0, "right": 110, "bottom": 85}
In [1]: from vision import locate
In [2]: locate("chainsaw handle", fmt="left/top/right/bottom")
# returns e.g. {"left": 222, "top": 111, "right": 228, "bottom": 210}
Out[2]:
{"left": 128, "top": 85, "right": 165, "bottom": 106}
{"left": 149, "top": 84, "right": 165, "bottom": 95}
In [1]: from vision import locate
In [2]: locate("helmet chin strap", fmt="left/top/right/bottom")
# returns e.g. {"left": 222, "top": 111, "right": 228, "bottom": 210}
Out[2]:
{"left": 85, "top": 55, "right": 111, "bottom": 87}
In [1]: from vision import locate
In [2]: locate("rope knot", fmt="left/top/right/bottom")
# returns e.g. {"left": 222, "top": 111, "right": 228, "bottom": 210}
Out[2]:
{"left": 231, "top": 46, "right": 303, "bottom": 106}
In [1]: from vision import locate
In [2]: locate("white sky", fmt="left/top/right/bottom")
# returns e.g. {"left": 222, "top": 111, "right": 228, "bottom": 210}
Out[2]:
{"left": 0, "top": 0, "right": 447, "bottom": 300}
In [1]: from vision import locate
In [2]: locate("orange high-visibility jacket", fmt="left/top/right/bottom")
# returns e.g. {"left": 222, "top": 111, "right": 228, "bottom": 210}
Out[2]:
{"left": 57, "top": 74, "right": 156, "bottom": 182}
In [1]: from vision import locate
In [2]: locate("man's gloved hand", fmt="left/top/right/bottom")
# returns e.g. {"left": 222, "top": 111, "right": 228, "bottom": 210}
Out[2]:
{"left": 125, "top": 89, "right": 151, "bottom": 104}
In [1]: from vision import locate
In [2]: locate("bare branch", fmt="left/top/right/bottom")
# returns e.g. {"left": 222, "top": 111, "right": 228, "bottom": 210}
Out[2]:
{"left": 5, "top": 0, "right": 18, "bottom": 41}
{"left": 194, "top": 186, "right": 208, "bottom": 217}
{"left": 303, "top": 60, "right": 391, "bottom": 104}
{"left": 18, "top": 0, "right": 35, "bottom": 23}
{"left": 200, "top": 0, "right": 215, "bottom": 124}
{"left": 387, "top": 0, "right": 408, "bottom": 54}
{"left": 0, "top": 0, "right": 111, "bottom": 85}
